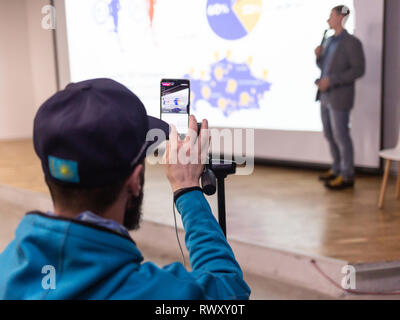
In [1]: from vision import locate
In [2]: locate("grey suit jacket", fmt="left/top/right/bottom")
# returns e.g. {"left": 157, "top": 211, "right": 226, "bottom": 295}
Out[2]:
{"left": 316, "top": 30, "right": 366, "bottom": 111}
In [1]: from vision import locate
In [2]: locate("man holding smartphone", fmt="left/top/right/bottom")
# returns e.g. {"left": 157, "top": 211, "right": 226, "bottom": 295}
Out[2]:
{"left": 0, "top": 78, "right": 250, "bottom": 299}
{"left": 315, "top": 5, "right": 365, "bottom": 190}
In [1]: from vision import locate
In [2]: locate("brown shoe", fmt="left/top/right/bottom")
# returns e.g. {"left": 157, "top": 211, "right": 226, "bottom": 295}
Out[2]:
{"left": 318, "top": 169, "right": 338, "bottom": 182}
{"left": 325, "top": 176, "right": 354, "bottom": 190}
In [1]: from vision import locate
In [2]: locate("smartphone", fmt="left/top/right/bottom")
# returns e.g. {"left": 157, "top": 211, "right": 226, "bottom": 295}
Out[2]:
{"left": 160, "top": 79, "right": 190, "bottom": 138}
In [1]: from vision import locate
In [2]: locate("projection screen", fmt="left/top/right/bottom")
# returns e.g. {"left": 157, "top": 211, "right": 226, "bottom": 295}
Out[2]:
{"left": 54, "top": 0, "right": 384, "bottom": 168}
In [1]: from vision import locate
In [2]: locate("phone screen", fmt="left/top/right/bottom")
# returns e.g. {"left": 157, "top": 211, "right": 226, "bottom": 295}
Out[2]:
{"left": 160, "top": 79, "right": 190, "bottom": 136}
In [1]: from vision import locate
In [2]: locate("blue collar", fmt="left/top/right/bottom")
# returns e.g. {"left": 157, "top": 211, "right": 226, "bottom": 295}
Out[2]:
{"left": 46, "top": 211, "right": 130, "bottom": 237}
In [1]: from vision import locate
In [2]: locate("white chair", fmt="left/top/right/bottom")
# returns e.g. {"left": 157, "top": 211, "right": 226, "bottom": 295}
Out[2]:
{"left": 378, "top": 130, "right": 400, "bottom": 208}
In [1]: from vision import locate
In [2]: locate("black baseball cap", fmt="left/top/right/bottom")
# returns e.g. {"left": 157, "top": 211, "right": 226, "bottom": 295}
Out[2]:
{"left": 33, "top": 78, "right": 169, "bottom": 188}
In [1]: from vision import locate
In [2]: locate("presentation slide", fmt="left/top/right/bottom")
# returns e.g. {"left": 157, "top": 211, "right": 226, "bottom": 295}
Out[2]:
{"left": 65, "top": 0, "right": 354, "bottom": 132}
{"left": 61, "top": 0, "right": 383, "bottom": 167}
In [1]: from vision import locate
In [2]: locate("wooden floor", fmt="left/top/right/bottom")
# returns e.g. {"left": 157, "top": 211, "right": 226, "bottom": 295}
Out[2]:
{"left": 0, "top": 140, "right": 48, "bottom": 193}
{"left": 1, "top": 139, "right": 400, "bottom": 264}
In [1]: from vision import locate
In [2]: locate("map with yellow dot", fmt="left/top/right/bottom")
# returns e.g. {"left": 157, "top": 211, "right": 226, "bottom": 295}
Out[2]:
{"left": 185, "top": 57, "right": 271, "bottom": 117}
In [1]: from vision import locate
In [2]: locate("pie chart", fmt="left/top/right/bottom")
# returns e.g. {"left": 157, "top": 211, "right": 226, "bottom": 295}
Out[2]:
{"left": 206, "top": 0, "right": 262, "bottom": 40}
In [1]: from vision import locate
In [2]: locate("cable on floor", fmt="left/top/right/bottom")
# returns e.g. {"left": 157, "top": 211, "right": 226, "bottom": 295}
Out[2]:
{"left": 311, "top": 259, "right": 400, "bottom": 296}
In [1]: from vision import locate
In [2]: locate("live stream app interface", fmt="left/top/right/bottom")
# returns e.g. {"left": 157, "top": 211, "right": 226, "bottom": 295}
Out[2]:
{"left": 161, "top": 81, "right": 189, "bottom": 135}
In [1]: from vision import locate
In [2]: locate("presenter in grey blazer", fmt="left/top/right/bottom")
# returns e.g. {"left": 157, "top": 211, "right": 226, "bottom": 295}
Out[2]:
{"left": 315, "top": 5, "right": 365, "bottom": 190}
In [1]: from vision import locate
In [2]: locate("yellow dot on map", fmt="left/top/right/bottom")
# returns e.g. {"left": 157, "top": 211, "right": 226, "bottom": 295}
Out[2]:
{"left": 60, "top": 166, "right": 70, "bottom": 176}
{"left": 218, "top": 98, "right": 227, "bottom": 110}
{"left": 189, "top": 68, "right": 195, "bottom": 76}
{"left": 263, "top": 69, "right": 268, "bottom": 80}
{"left": 248, "top": 57, "right": 253, "bottom": 66}
{"left": 226, "top": 50, "right": 231, "bottom": 59}
{"left": 214, "top": 51, "right": 219, "bottom": 61}
{"left": 202, "top": 86, "right": 211, "bottom": 99}
{"left": 239, "top": 92, "right": 250, "bottom": 106}
{"left": 226, "top": 79, "right": 237, "bottom": 94}
{"left": 214, "top": 67, "right": 224, "bottom": 81}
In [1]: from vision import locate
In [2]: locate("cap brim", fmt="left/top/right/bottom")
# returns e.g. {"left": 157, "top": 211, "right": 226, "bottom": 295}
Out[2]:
{"left": 130, "top": 116, "right": 169, "bottom": 167}
{"left": 146, "top": 115, "right": 170, "bottom": 151}
{"left": 147, "top": 115, "right": 170, "bottom": 140}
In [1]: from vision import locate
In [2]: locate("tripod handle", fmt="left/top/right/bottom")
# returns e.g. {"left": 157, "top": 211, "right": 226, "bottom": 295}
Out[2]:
{"left": 201, "top": 167, "right": 216, "bottom": 195}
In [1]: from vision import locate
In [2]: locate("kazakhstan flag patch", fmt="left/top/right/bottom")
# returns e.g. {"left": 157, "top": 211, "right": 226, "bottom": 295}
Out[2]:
{"left": 48, "top": 156, "right": 80, "bottom": 183}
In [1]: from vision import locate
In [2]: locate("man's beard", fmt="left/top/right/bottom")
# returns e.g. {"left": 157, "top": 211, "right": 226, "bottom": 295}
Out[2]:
{"left": 123, "top": 172, "right": 145, "bottom": 231}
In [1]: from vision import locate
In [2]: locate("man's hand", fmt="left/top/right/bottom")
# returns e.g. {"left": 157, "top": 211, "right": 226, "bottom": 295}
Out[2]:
{"left": 315, "top": 45, "right": 323, "bottom": 59}
{"left": 317, "top": 77, "right": 330, "bottom": 92}
{"left": 164, "top": 115, "right": 209, "bottom": 193}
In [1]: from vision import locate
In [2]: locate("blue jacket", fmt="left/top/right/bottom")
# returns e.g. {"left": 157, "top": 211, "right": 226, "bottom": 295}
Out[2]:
{"left": 0, "top": 190, "right": 250, "bottom": 299}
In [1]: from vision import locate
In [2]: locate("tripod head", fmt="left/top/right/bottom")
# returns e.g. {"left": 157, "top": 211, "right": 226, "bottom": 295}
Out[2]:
{"left": 201, "top": 158, "right": 236, "bottom": 195}
{"left": 196, "top": 122, "right": 236, "bottom": 195}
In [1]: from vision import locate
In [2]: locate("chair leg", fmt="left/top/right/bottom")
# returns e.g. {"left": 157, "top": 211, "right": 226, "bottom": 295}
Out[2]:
{"left": 378, "top": 159, "right": 392, "bottom": 209}
{"left": 396, "top": 162, "right": 400, "bottom": 199}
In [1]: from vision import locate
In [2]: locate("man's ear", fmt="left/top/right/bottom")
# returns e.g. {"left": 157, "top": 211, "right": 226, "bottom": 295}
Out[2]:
{"left": 126, "top": 164, "right": 144, "bottom": 197}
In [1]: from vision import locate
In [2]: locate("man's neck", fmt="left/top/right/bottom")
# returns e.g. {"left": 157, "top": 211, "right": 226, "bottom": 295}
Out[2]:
{"left": 334, "top": 27, "right": 345, "bottom": 37}
{"left": 53, "top": 204, "right": 125, "bottom": 225}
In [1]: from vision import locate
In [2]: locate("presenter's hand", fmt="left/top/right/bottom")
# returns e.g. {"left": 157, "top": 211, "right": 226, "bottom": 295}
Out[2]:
{"left": 318, "top": 78, "right": 330, "bottom": 92}
{"left": 164, "top": 115, "right": 210, "bottom": 193}
{"left": 315, "top": 45, "right": 323, "bottom": 58}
